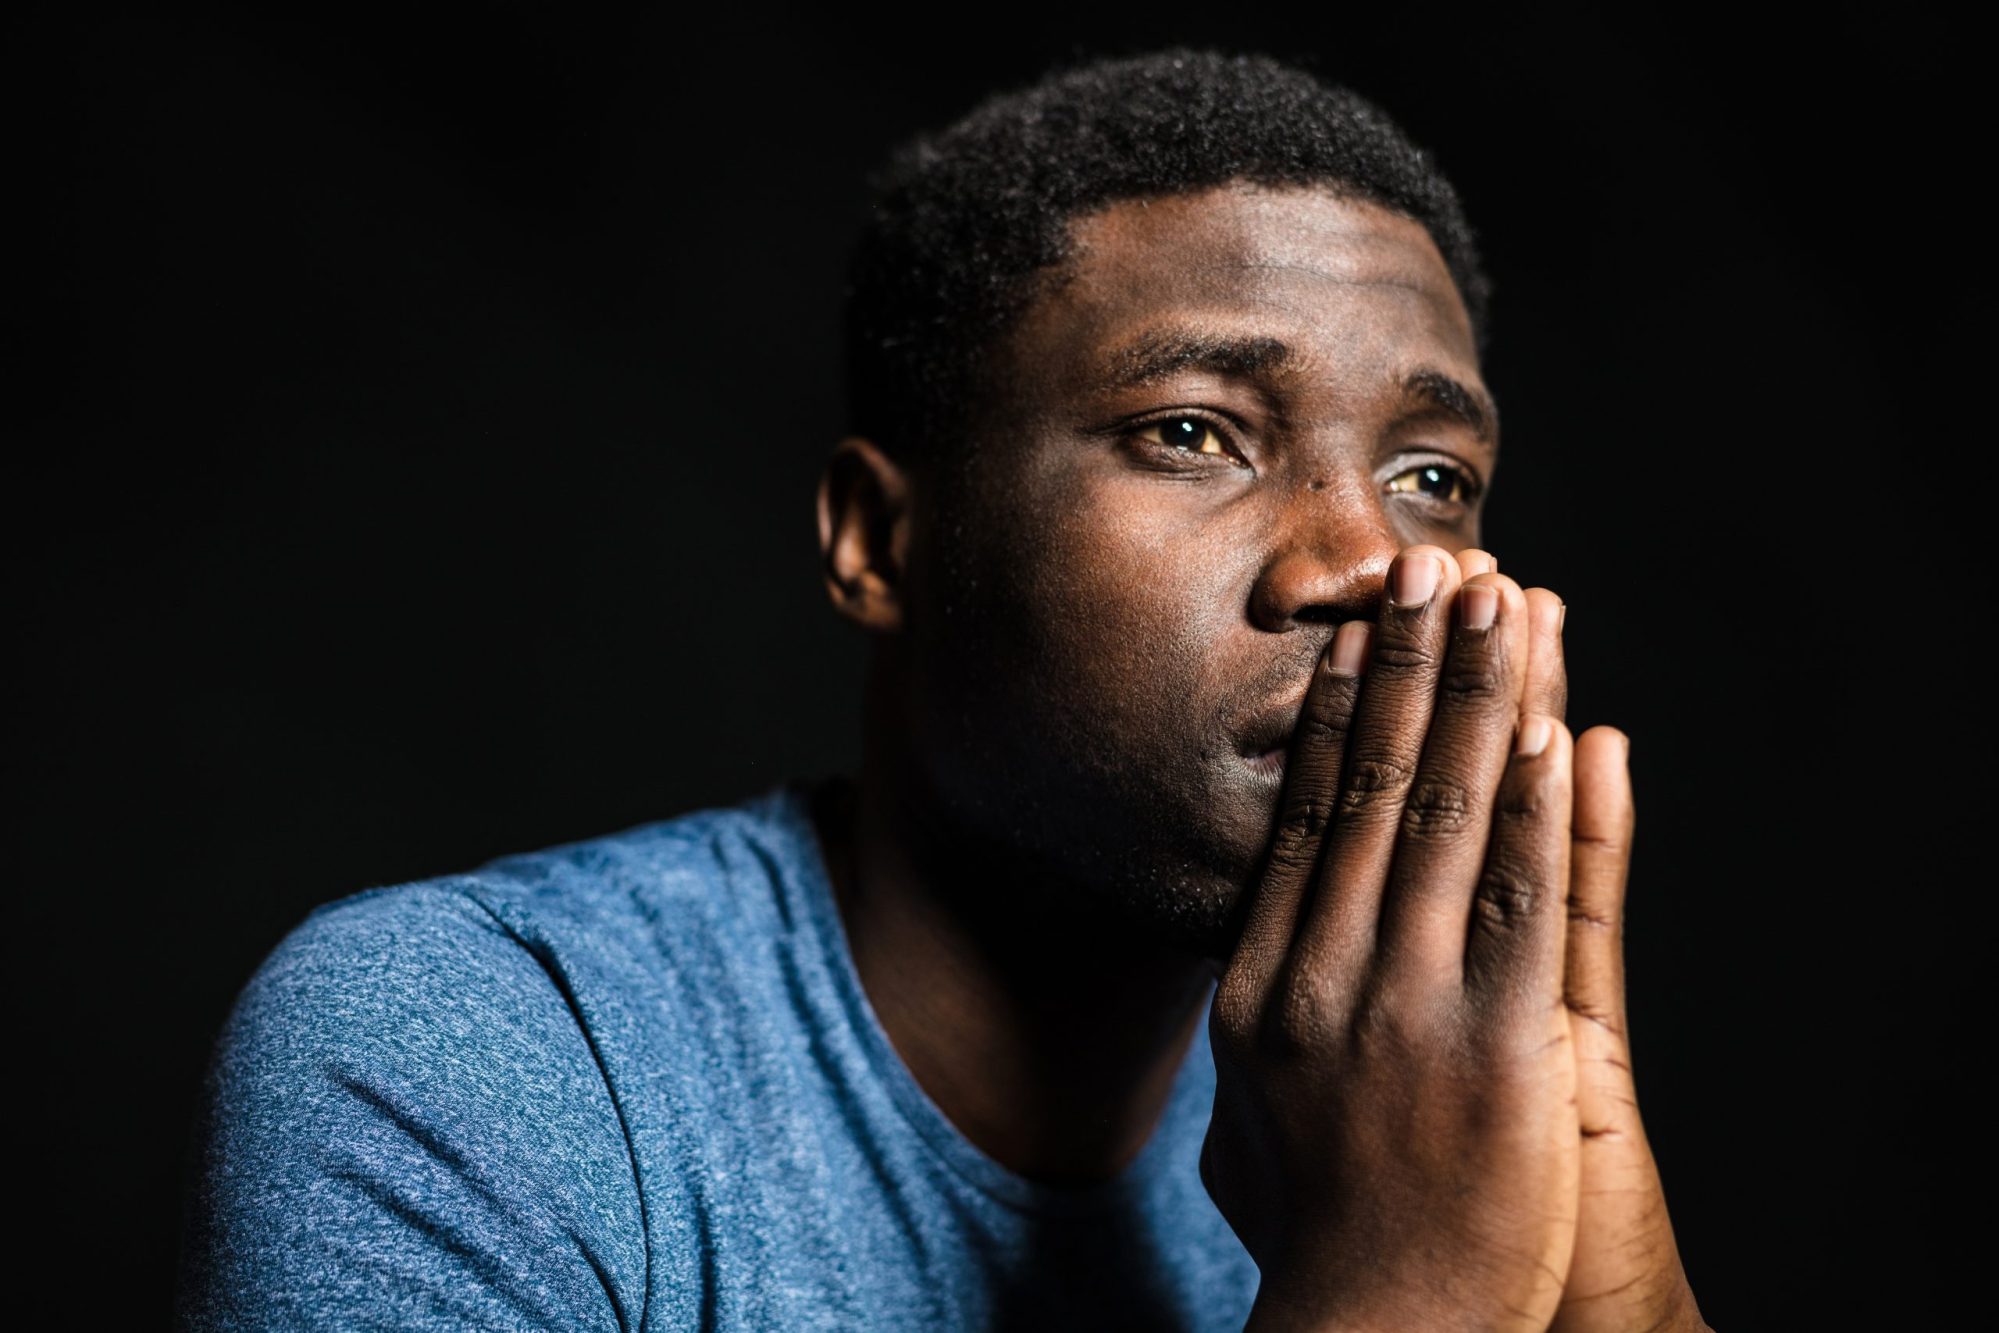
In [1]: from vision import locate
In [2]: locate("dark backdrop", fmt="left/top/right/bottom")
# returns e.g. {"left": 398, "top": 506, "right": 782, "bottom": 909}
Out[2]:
{"left": 23, "top": 6, "right": 1970, "bottom": 1327}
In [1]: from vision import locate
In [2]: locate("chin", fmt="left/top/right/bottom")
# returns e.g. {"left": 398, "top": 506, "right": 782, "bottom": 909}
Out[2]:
{"left": 1084, "top": 846, "right": 1253, "bottom": 968}
{"left": 1046, "top": 770, "right": 1268, "bottom": 967}
{"left": 928, "top": 725, "right": 1270, "bottom": 965}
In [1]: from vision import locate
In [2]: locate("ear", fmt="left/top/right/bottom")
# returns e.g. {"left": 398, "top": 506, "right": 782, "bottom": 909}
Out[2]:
{"left": 816, "top": 435, "right": 913, "bottom": 633}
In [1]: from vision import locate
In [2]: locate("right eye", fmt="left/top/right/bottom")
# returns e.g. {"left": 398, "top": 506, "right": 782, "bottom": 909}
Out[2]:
{"left": 1131, "top": 414, "right": 1244, "bottom": 463}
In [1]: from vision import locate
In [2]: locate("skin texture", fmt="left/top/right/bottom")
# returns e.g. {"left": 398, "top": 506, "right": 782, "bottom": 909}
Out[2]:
{"left": 814, "top": 182, "right": 1704, "bottom": 1330}
{"left": 891, "top": 182, "right": 1497, "bottom": 955}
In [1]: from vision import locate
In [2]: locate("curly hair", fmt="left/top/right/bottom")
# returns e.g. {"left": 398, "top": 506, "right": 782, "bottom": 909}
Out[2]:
{"left": 841, "top": 45, "right": 1493, "bottom": 473}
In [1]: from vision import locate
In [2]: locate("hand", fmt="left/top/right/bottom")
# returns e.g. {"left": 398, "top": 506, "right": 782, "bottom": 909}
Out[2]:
{"left": 1536, "top": 692, "right": 1707, "bottom": 1330}
{"left": 1501, "top": 570, "right": 1707, "bottom": 1332}
{"left": 1204, "top": 544, "right": 1582, "bottom": 1331}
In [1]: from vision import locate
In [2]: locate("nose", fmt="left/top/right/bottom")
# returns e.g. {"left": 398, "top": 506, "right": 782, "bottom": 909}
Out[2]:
{"left": 1246, "top": 478, "right": 1404, "bottom": 633}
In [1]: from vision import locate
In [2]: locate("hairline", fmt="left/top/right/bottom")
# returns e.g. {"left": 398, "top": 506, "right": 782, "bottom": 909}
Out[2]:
{"left": 949, "top": 176, "right": 1480, "bottom": 475}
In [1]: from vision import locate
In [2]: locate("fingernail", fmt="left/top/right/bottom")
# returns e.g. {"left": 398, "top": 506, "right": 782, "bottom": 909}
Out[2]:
{"left": 1557, "top": 603, "right": 1567, "bottom": 635}
{"left": 1327, "top": 619, "right": 1372, "bottom": 676}
{"left": 1459, "top": 584, "right": 1498, "bottom": 631}
{"left": 1517, "top": 715, "right": 1552, "bottom": 757}
{"left": 1390, "top": 553, "right": 1441, "bottom": 608}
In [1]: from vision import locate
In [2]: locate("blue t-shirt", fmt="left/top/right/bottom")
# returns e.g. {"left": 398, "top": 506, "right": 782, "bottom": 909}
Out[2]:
{"left": 175, "top": 776, "right": 1262, "bottom": 1330}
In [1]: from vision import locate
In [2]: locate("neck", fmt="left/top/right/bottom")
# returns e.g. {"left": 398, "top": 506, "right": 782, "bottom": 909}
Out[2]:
{"left": 808, "top": 755, "right": 1217, "bottom": 1187}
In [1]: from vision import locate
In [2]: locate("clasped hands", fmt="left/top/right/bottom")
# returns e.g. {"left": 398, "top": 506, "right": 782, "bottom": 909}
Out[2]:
{"left": 1205, "top": 546, "right": 1709, "bottom": 1333}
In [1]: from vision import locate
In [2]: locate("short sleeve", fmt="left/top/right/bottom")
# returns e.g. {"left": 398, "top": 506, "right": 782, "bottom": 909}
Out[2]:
{"left": 174, "top": 882, "right": 647, "bottom": 1331}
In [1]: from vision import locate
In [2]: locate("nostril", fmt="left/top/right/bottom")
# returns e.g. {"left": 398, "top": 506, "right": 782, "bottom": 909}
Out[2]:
{"left": 1288, "top": 605, "right": 1344, "bottom": 627}
{"left": 1246, "top": 533, "right": 1405, "bottom": 635}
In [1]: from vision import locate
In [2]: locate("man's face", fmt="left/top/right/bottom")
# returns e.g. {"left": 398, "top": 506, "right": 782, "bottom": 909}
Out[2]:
{"left": 898, "top": 182, "right": 1496, "bottom": 961}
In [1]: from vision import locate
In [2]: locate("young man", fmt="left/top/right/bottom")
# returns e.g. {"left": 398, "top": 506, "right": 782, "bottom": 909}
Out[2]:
{"left": 177, "top": 47, "right": 1707, "bottom": 1331}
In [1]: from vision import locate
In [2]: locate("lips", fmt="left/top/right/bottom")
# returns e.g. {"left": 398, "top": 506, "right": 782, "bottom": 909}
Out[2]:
{"left": 1236, "top": 695, "right": 1307, "bottom": 760}
{"left": 1235, "top": 630, "right": 1362, "bottom": 767}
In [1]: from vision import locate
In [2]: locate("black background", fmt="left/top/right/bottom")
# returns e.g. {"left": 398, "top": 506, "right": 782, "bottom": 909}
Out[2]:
{"left": 23, "top": 5, "right": 1972, "bottom": 1327}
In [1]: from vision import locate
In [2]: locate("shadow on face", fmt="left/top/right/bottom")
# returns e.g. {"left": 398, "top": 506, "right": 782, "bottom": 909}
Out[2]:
{"left": 822, "top": 182, "right": 1496, "bottom": 959}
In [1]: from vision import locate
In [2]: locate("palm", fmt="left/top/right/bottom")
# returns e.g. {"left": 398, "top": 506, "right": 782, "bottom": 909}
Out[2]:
{"left": 1545, "top": 729, "right": 1705, "bottom": 1333}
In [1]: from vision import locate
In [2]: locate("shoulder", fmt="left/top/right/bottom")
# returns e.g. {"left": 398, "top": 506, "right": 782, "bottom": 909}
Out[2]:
{"left": 208, "top": 773, "right": 825, "bottom": 1116}
{"left": 178, "top": 781, "right": 829, "bottom": 1328}
{"left": 210, "top": 876, "right": 574, "bottom": 1086}
{"left": 179, "top": 876, "right": 649, "bottom": 1329}
{"left": 175, "top": 787, "right": 823, "bottom": 1327}
{"left": 209, "top": 778, "right": 824, "bottom": 1113}
{"left": 464, "top": 779, "right": 827, "bottom": 937}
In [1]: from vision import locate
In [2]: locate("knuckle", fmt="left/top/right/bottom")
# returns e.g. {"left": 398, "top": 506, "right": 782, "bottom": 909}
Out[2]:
{"left": 1471, "top": 854, "right": 1546, "bottom": 930}
{"left": 1367, "top": 626, "right": 1440, "bottom": 673}
{"left": 1270, "top": 972, "right": 1335, "bottom": 1057}
{"left": 1439, "top": 652, "right": 1506, "bottom": 704}
{"left": 1338, "top": 751, "right": 1417, "bottom": 821}
{"left": 1349, "top": 980, "right": 1426, "bottom": 1060}
{"left": 1212, "top": 973, "right": 1262, "bottom": 1045}
{"left": 1398, "top": 775, "right": 1477, "bottom": 843}
{"left": 1279, "top": 787, "right": 1343, "bottom": 839}
{"left": 1271, "top": 787, "right": 1335, "bottom": 851}
{"left": 1494, "top": 769, "right": 1555, "bottom": 823}
{"left": 1261, "top": 836, "right": 1323, "bottom": 887}
{"left": 1566, "top": 900, "right": 1621, "bottom": 934}
{"left": 1294, "top": 708, "right": 1351, "bottom": 750}
{"left": 1572, "top": 826, "right": 1631, "bottom": 860}
{"left": 1567, "top": 996, "right": 1627, "bottom": 1041}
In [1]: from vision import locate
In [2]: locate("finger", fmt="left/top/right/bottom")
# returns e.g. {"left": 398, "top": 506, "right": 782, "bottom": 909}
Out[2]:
{"left": 1223, "top": 619, "right": 1373, "bottom": 1012}
{"left": 1567, "top": 727, "right": 1637, "bottom": 1109}
{"left": 1463, "top": 714, "right": 1574, "bottom": 1007}
{"left": 1521, "top": 587, "right": 1568, "bottom": 727}
{"left": 1371, "top": 572, "right": 1533, "bottom": 984}
{"left": 1456, "top": 547, "right": 1498, "bottom": 580}
{"left": 1288, "top": 544, "right": 1463, "bottom": 985}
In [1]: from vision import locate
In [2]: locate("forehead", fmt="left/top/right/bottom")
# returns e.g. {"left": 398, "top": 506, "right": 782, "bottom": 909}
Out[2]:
{"left": 1002, "top": 182, "right": 1479, "bottom": 400}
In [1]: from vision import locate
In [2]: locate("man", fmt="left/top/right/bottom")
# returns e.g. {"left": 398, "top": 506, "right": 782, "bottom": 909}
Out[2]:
{"left": 177, "top": 47, "right": 1707, "bottom": 1330}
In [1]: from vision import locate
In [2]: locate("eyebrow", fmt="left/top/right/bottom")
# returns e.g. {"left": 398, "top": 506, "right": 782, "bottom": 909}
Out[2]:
{"left": 1095, "top": 329, "right": 1500, "bottom": 449}
{"left": 1401, "top": 367, "right": 1500, "bottom": 450}
{"left": 1099, "top": 329, "right": 1297, "bottom": 391}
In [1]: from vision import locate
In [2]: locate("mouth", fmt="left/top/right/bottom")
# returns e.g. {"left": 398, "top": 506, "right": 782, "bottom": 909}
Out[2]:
{"left": 1234, "top": 629, "right": 1366, "bottom": 787}
{"left": 1235, "top": 702, "right": 1304, "bottom": 781}
{"left": 1242, "top": 746, "right": 1288, "bottom": 779}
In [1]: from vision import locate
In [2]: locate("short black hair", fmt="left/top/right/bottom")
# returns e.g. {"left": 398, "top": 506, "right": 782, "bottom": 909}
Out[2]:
{"left": 842, "top": 46, "right": 1493, "bottom": 473}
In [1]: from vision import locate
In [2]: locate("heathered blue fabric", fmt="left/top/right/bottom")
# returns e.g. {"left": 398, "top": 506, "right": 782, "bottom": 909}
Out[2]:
{"left": 176, "top": 776, "right": 1263, "bottom": 1330}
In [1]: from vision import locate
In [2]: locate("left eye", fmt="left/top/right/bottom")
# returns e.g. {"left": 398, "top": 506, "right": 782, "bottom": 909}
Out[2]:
{"left": 1386, "top": 463, "right": 1479, "bottom": 505}
{"left": 1136, "top": 416, "right": 1235, "bottom": 458}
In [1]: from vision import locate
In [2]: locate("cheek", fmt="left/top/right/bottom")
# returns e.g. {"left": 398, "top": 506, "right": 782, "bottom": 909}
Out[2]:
{"left": 983, "top": 476, "right": 1250, "bottom": 749}
{"left": 907, "top": 462, "right": 1277, "bottom": 903}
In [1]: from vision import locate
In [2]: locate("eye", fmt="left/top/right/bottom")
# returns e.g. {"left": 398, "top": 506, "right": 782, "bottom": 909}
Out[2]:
{"left": 1386, "top": 461, "right": 1481, "bottom": 506}
{"left": 1132, "top": 414, "right": 1243, "bottom": 462}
